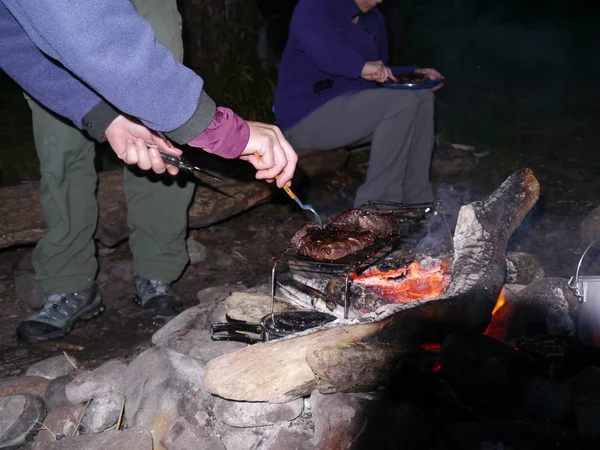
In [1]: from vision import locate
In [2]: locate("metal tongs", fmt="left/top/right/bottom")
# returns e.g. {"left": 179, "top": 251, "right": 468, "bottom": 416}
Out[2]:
{"left": 153, "top": 131, "right": 223, "bottom": 181}
{"left": 254, "top": 152, "right": 323, "bottom": 228}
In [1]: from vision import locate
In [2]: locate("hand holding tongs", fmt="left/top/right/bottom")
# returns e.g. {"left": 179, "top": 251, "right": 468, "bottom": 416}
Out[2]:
{"left": 254, "top": 153, "right": 323, "bottom": 228}
{"left": 152, "top": 131, "right": 223, "bottom": 181}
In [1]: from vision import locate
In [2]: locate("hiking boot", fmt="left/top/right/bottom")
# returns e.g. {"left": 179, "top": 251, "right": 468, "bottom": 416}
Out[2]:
{"left": 133, "top": 275, "right": 184, "bottom": 317}
{"left": 16, "top": 285, "right": 104, "bottom": 344}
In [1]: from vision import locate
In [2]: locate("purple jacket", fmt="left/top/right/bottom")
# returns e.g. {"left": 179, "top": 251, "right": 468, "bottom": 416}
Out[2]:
{"left": 274, "top": 0, "right": 416, "bottom": 131}
{"left": 0, "top": 0, "right": 248, "bottom": 158}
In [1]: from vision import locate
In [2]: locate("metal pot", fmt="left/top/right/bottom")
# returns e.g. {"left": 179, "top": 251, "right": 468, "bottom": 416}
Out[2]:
{"left": 211, "top": 311, "right": 337, "bottom": 344}
{"left": 568, "top": 237, "right": 600, "bottom": 347}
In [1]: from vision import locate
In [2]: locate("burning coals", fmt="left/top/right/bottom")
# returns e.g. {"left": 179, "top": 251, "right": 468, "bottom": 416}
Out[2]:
{"left": 352, "top": 257, "right": 451, "bottom": 304}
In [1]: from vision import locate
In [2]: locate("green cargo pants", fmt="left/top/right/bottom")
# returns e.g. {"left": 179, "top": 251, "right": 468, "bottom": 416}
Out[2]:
{"left": 24, "top": 0, "right": 194, "bottom": 294}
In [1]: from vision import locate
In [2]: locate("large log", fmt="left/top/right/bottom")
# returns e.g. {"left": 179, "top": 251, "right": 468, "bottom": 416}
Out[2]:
{"left": 0, "top": 149, "right": 349, "bottom": 249}
{"left": 203, "top": 169, "right": 541, "bottom": 402}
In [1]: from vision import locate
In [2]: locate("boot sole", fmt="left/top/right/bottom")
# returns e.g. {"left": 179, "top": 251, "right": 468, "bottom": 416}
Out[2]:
{"left": 17, "top": 294, "right": 105, "bottom": 344}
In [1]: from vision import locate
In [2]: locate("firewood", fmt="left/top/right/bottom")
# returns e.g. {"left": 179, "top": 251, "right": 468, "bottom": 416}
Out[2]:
{"left": 203, "top": 169, "right": 540, "bottom": 402}
{"left": 306, "top": 342, "right": 422, "bottom": 393}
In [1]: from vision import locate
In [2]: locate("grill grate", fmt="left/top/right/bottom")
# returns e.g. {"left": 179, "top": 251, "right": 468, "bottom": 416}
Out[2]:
{"left": 269, "top": 202, "right": 434, "bottom": 319}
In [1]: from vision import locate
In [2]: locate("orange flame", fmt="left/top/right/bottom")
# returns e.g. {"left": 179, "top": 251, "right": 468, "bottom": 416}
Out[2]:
{"left": 484, "top": 286, "right": 516, "bottom": 341}
{"left": 352, "top": 260, "right": 450, "bottom": 304}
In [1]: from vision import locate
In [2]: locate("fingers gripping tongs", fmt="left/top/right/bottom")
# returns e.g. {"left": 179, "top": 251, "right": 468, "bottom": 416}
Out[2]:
{"left": 153, "top": 131, "right": 223, "bottom": 181}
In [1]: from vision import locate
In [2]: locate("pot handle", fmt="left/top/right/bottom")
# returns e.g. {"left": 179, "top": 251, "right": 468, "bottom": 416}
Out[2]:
{"left": 568, "top": 237, "right": 599, "bottom": 303}
{"left": 211, "top": 321, "right": 263, "bottom": 344}
{"left": 211, "top": 331, "right": 262, "bottom": 344}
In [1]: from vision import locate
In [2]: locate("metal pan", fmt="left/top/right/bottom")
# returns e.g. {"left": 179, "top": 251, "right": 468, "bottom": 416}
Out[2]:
{"left": 211, "top": 311, "right": 337, "bottom": 344}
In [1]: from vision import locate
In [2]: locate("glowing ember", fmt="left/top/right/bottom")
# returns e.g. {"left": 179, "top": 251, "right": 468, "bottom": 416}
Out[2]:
{"left": 352, "top": 260, "right": 450, "bottom": 303}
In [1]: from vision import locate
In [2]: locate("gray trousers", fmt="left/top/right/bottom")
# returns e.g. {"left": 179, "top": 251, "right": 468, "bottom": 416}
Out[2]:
{"left": 284, "top": 88, "right": 435, "bottom": 208}
{"left": 25, "top": 0, "right": 193, "bottom": 294}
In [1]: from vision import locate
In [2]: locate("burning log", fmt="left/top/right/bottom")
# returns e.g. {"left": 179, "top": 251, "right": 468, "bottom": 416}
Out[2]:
{"left": 204, "top": 169, "right": 540, "bottom": 402}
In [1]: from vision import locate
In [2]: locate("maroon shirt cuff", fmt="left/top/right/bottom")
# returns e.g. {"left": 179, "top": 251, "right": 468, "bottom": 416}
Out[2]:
{"left": 187, "top": 107, "right": 249, "bottom": 159}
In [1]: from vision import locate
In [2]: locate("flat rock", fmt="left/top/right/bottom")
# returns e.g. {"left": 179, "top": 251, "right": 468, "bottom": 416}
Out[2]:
{"left": 44, "top": 427, "right": 153, "bottom": 450}
{"left": 214, "top": 397, "right": 304, "bottom": 428}
{"left": 82, "top": 391, "right": 123, "bottom": 433}
{"left": 265, "top": 427, "right": 315, "bottom": 450}
{"left": 216, "top": 424, "right": 279, "bottom": 450}
{"left": 65, "top": 359, "right": 127, "bottom": 404}
{"left": 32, "top": 403, "right": 86, "bottom": 450}
{"left": 0, "top": 376, "right": 50, "bottom": 399}
{"left": 224, "top": 291, "right": 292, "bottom": 323}
{"left": 155, "top": 327, "right": 246, "bottom": 365}
{"left": 0, "top": 394, "right": 46, "bottom": 449}
{"left": 161, "top": 417, "right": 225, "bottom": 450}
{"left": 123, "top": 347, "right": 214, "bottom": 448}
{"left": 26, "top": 355, "right": 78, "bottom": 380}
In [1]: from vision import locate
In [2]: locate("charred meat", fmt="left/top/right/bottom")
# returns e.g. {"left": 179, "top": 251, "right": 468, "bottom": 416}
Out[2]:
{"left": 290, "top": 210, "right": 395, "bottom": 260}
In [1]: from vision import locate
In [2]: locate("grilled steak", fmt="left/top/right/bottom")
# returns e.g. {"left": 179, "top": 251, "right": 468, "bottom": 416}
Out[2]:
{"left": 290, "top": 210, "right": 395, "bottom": 260}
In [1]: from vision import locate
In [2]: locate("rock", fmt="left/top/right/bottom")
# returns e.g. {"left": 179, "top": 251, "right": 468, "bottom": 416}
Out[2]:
{"left": 43, "top": 427, "right": 153, "bottom": 450}
{"left": 13, "top": 251, "right": 44, "bottom": 309}
{"left": 26, "top": 355, "right": 78, "bottom": 380}
{"left": 510, "top": 278, "right": 577, "bottom": 338}
{"left": 65, "top": 359, "right": 127, "bottom": 404}
{"left": 265, "top": 427, "right": 314, "bottom": 450}
{"left": 187, "top": 238, "right": 208, "bottom": 264}
{"left": 82, "top": 391, "right": 122, "bottom": 433}
{"left": 208, "top": 249, "right": 234, "bottom": 268}
{"left": 32, "top": 403, "right": 86, "bottom": 450}
{"left": 506, "top": 251, "right": 545, "bottom": 285}
{"left": 310, "top": 391, "right": 369, "bottom": 450}
{"left": 161, "top": 417, "right": 225, "bottom": 450}
{"left": 44, "top": 375, "right": 77, "bottom": 411}
{"left": 155, "top": 327, "right": 246, "bottom": 365}
{"left": 224, "top": 292, "right": 292, "bottom": 323}
{"left": 217, "top": 424, "right": 279, "bottom": 450}
{"left": 123, "top": 347, "right": 214, "bottom": 449}
{"left": 0, "top": 394, "right": 46, "bottom": 449}
{"left": 571, "top": 366, "right": 600, "bottom": 439}
{"left": 0, "top": 376, "right": 50, "bottom": 399}
{"left": 197, "top": 284, "right": 247, "bottom": 307}
{"left": 214, "top": 397, "right": 304, "bottom": 428}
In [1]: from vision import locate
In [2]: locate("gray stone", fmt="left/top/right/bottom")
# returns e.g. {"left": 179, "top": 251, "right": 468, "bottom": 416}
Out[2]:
{"left": 82, "top": 391, "right": 122, "bottom": 433}
{"left": 156, "top": 327, "right": 246, "bottom": 365}
{"left": 506, "top": 251, "right": 545, "bottom": 285}
{"left": 44, "top": 375, "right": 77, "bottom": 411}
{"left": 214, "top": 397, "right": 304, "bottom": 428}
{"left": 13, "top": 251, "right": 44, "bottom": 309}
{"left": 65, "top": 359, "right": 127, "bottom": 404}
{"left": 311, "top": 391, "right": 365, "bottom": 450}
{"left": 224, "top": 292, "right": 291, "bottom": 323}
{"left": 187, "top": 238, "right": 208, "bottom": 264}
{"left": 44, "top": 427, "right": 152, "bottom": 450}
{"left": 217, "top": 424, "right": 279, "bottom": 450}
{"left": 0, "top": 394, "right": 46, "bottom": 449}
{"left": 512, "top": 278, "right": 577, "bottom": 337}
{"left": 265, "top": 427, "right": 314, "bottom": 450}
{"left": 26, "top": 355, "right": 78, "bottom": 380}
{"left": 161, "top": 417, "right": 225, "bottom": 450}
{"left": 123, "top": 347, "right": 214, "bottom": 446}
{"left": 32, "top": 403, "right": 86, "bottom": 450}
{"left": 0, "top": 376, "right": 50, "bottom": 399}
{"left": 197, "top": 284, "right": 247, "bottom": 307}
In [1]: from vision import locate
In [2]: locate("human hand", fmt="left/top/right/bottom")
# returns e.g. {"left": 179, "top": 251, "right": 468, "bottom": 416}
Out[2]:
{"left": 104, "top": 115, "right": 181, "bottom": 175}
{"left": 415, "top": 68, "right": 445, "bottom": 91}
{"left": 361, "top": 61, "right": 395, "bottom": 83}
{"left": 238, "top": 122, "right": 298, "bottom": 188}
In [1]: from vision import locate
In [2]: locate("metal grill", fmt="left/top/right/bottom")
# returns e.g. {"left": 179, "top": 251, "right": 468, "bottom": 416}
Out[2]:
{"left": 268, "top": 202, "right": 435, "bottom": 318}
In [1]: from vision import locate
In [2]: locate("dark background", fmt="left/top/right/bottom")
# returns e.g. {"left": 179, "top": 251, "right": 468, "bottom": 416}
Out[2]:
{"left": 1, "top": 0, "right": 599, "bottom": 188}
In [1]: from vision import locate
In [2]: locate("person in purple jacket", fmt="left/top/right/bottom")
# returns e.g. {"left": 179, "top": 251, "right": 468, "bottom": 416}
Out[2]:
{"left": 274, "top": 0, "right": 443, "bottom": 208}
{"left": 0, "top": 0, "right": 297, "bottom": 343}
